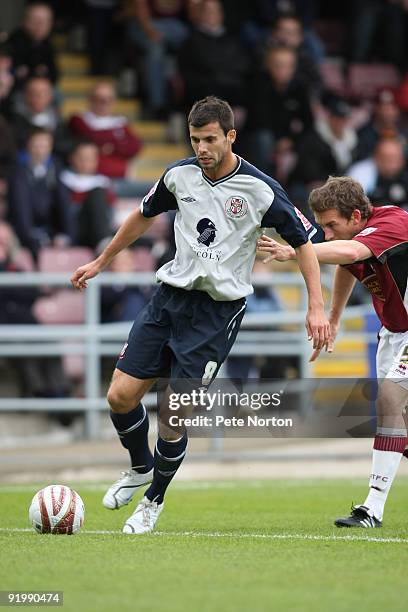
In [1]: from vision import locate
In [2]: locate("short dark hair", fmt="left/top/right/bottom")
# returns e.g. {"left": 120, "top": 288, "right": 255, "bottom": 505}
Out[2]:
{"left": 309, "top": 176, "right": 372, "bottom": 220}
{"left": 188, "top": 96, "right": 234, "bottom": 135}
{"left": 26, "top": 126, "right": 53, "bottom": 142}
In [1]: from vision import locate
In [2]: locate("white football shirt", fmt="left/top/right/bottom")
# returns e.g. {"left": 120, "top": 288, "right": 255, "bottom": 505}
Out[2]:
{"left": 141, "top": 156, "right": 315, "bottom": 300}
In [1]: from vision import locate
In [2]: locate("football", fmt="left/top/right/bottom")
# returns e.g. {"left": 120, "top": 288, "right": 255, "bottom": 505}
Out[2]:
{"left": 28, "top": 485, "right": 85, "bottom": 534}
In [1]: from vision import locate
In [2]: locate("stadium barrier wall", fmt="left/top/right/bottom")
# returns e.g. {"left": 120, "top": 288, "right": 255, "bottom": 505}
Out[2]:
{"left": 0, "top": 271, "right": 374, "bottom": 439}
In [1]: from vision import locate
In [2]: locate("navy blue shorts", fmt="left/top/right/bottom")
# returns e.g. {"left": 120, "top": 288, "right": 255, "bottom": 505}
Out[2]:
{"left": 116, "top": 283, "right": 246, "bottom": 387}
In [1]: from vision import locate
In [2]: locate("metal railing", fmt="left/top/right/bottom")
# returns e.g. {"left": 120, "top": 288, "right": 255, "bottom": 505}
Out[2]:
{"left": 0, "top": 271, "right": 374, "bottom": 438}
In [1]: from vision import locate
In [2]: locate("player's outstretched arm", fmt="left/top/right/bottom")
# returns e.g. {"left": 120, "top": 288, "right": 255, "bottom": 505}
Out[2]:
{"left": 257, "top": 235, "right": 296, "bottom": 262}
{"left": 71, "top": 208, "right": 155, "bottom": 290}
{"left": 309, "top": 265, "right": 356, "bottom": 362}
{"left": 293, "top": 240, "right": 330, "bottom": 351}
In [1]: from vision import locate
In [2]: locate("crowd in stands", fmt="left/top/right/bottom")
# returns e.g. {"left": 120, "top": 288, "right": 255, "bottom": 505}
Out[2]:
{"left": 2, "top": 0, "right": 408, "bottom": 397}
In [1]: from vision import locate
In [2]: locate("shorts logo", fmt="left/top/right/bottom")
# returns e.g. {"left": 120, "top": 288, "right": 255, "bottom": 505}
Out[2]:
{"left": 400, "top": 345, "right": 408, "bottom": 364}
{"left": 119, "top": 342, "right": 128, "bottom": 359}
{"left": 396, "top": 363, "right": 407, "bottom": 374}
{"left": 225, "top": 196, "right": 248, "bottom": 219}
{"left": 197, "top": 218, "right": 217, "bottom": 246}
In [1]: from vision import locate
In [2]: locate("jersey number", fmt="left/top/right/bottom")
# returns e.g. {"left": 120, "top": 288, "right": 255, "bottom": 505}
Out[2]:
{"left": 202, "top": 361, "right": 218, "bottom": 386}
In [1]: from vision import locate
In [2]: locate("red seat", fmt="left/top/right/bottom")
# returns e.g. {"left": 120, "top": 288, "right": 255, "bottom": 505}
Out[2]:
{"left": 13, "top": 248, "right": 36, "bottom": 271}
{"left": 38, "top": 247, "right": 94, "bottom": 273}
{"left": 143, "top": 212, "right": 171, "bottom": 241}
{"left": 320, "top": 60, "right": 346, "bottom": 96}
{"left": 348, "top": 63, "right": 401, "bottom": 100}
{"left": 133, "top": 247, "right": 156, "bottom": 272}
{"left": 33, "top": 289, "right": 85, "bottom": 324}
{"left": 63, "top": 354, "right": 85, "bottom": 380}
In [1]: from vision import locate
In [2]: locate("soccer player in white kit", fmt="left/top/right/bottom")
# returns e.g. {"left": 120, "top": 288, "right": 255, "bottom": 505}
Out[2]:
{"left": 258, "top": 176, "right": 408, "bottom": 527}
{"left": 71, "top": 96, "right": 329, "bottom": 534}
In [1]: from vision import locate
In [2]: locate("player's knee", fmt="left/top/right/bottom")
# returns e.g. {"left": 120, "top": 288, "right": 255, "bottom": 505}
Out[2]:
{"left": 107, "top": 385, "right": 134, "bottom": 413}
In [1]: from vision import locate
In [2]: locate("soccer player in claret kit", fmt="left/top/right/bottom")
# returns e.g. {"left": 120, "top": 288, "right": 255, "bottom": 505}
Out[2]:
{"left": 258, "top": 176, "right": 408, "bottom": 528}
{"left": 71, "top": 96, "right": 329, "bottom": 534}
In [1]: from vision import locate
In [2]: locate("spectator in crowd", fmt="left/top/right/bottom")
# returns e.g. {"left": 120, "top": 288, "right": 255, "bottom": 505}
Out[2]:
{"left": 245, "top": 45, "right": 313, "bottom": 176}
{"left": 0, "top": 45, "right": 15, "bottom": 116}
{"left": 178, "top": 0, "right": 250, "bottom": 109}
{"left": 348, "top": 137, "right": 408, "bottom": 208}
{"left": 349, "top": 0, "right": 406, "bottom": 68}
{"left": 101, "top": 247, "right": 154, "bottom": 323}
{"left": 125, "top": 0, "right": 197, "bottom": 118}
{"left": 83, "top": 0, "right": 122, "bottom": 75}
{"left": 256, "top": 13, "right": 323, "bottom": 95}
{"left": 60, "top": 141, "right": 114, "bottom": 250}
{"left": 0, "top": 46, "right": 16, "bottom": 212}
{"left": 289, "top": 93, "right": 358, "bottom": 208}
{"left": 7, "top": 128, "right": 72, "bottom": 259}
{"left": 0, "top": 219, "right": 70, "bottom": 400}
{"left": 6, "top": 2, "right": 58, "bottom": 89}
{"left": 10, "top": 76, "right": 70, "bottom": 157}
{"left": 68, "top": 81, "right": 143, "bottom": 195}
{"left": 354, "top": 89, "right": 408, "bottom": 162}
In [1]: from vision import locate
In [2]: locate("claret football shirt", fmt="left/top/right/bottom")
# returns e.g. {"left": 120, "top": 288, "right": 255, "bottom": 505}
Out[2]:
{"left": 140, "top": 156, "right": 316, "bottom": 300}
{"left": 345, "top": 205, "right": 408, "bottom": 332}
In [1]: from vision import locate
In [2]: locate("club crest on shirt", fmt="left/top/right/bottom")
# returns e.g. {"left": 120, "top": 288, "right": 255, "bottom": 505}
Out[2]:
{"left": 225, "top": 196, "right": 248, "bottom": 219}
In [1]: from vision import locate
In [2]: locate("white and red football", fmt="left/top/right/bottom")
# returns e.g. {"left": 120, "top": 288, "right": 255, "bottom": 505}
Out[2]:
{"left": 28, "top": 485, "right": 85, "bottom": 534}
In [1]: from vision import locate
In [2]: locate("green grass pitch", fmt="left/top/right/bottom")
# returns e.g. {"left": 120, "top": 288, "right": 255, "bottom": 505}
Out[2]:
{"left": 1, "top": 479, "right": 407, "bottom": 612}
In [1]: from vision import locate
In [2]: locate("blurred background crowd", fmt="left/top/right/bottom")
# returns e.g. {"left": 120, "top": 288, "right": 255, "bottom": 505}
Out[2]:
{"left": 1, "top": 0, "right": 408, "bottom": 404}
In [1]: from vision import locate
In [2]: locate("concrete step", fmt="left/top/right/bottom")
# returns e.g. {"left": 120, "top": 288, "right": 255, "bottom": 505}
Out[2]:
{"left": 61, "top": 97, "right": 140, "bottom": 119}
{"left": 59, "top": 75, "right": 114, "bottom": 96}
{"left": 312, "top": 359, "right": 368, "bottom": 377}
{"left": 138, "top": 143, "right": 189, "bottom": 162}
{"left": 130, "top": 121, "right": 167, "bottom": 142}
{"left": 57, "top": 53, "right": 89, "bottom": 75}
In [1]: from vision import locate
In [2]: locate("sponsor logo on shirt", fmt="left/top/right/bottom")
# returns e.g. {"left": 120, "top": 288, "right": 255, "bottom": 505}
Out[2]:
{"left": 142, "top": 180, "right": 159, "bottom": 204}
{"left": 294, "top": 207, "right": 312, "bottom": 231}
{"left": 119, "top": 342, "right": 128, "bottom": 359}
{"left": 225, "top": 196, "right": 248, "bottom": 219}
{"left": 361, "top": 273, "right": 385, "bottom": 301}
{"left": 356, "top": 227, "right": 377, "bottom": 237}
{"left": 197, "top": 218, "right": 217, "bottom": 246}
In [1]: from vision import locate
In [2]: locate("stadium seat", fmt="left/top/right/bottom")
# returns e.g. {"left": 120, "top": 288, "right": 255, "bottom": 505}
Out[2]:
{"left": 143, "top": 212, "right": 171, "bottom": 241}
{"left": 33, "top": 289, "right": 85, "bottom": 324}
{"left": 62, "top": 353, "right": 85, "bottom": 380}
{"left": 13, "top": 248, "right": 36, "bottom": 272}
{"left": 348, "top": 63, "right": 401, "bottom": 100}
{"left": 133, "top": 247, "right": 156, "bottom": 272}
{"left": 320, "top": 59, "right": 346, "bottom": 96}
{"left": 38, "top": 247, "right": 94, "bottom": 274}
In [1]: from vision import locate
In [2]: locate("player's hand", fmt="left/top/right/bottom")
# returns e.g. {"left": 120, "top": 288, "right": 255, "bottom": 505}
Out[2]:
{"left": 305, "top": 306, "right": 331, "bottom": 352}
{"left": 257, "top": 235, "right": 295, "bottom": 263}
{"left": 309, "top": 320, "right": 339, "bottom": 362}
{"left": 71, "top": 258, "right": 103, "bottom": 291}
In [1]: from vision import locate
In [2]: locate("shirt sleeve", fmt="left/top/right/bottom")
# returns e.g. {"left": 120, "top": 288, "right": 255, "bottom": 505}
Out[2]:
{"left": 261, "top": 182, "right": 317, "bottom": 248}
{"left": 352, "top": 213, "right": 408, "bottom": 263}
{"left": 140, "top": 172, "right": 178, "bottom": 218}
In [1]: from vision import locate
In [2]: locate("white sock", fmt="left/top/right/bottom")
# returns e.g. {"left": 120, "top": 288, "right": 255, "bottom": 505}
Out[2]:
{"left": 363, "top": 449, "right": 403, "bottom": 520}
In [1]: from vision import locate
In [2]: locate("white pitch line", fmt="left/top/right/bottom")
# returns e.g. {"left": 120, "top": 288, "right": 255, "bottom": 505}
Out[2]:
{"left": 1, "top": 527, "right": 407, "bottom": 544}
{"left": 0, "top": 480, "right": 367, "bottom": 494}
